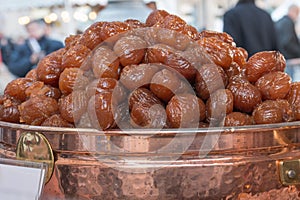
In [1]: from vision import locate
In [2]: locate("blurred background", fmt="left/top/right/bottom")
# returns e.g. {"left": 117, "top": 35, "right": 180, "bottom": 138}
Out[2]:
{"left": 0, "top": 0, "right": 299, "bottom": 43}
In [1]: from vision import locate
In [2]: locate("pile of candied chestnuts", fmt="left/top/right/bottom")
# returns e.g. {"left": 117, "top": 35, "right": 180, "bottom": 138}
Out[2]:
{"left": 0, "top": 10, "right": 299, "bottom": 130}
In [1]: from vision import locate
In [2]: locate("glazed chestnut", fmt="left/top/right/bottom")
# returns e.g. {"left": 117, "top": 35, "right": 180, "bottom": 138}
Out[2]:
{"left": 87, "top": 92, "right": 117, "bottom": 130}
{"left": 223, "top": 112, "right": 253, "bottom": 127}
{"left": 25, "top": 68, "right": 38, "bottom": 81}
{"left": 92, "top": 46, "right": 120, "bottom": 79}
{"left": 25, "top": 81, "right": 61, "bottom": 100}
{"left": 198, "top": 30, "right": 235, "bottom": 45}
{"left": 4, "top": 78, "right": 34, "bottom": 102}
{"left": 120, "top": 63, "right": 160, "bottom": 90}
{"left": 286, "top": 82, "right": 300, "bottom": 120}
{"left": 19, "top": 96, "right": 59, "bottom": 125}
{"left": 62, "top": 44, "right": 91, "bottom": 69}
{"left": 233, "top": 47, "right": 248, "bottom": 67}
{"left": 195, "top": 63, "right": 228, "bottom": 100}
{"left": 150, "top": 68, "right": 192, "bottom": 102}
{"left": 59, "top": 68, "right": 90, "bottom": 95}
{"left": 145, "top": 9, "right": 170, "bottom": 27}
{"left": 86, "top": 78, "right": 127, "bottom": 104}
{"left": 99, "top": 21, "right": 130, "bottom": 42}
{"left": 128, "top": 87, "right": 163, "bottom": 111}
{"left": 252, "top": 100, "right": 284, "bottom": 124}
{"left": 79, "top": 21, "right": 104, "bottom": 50}
{"left": 0, "top": 95, "right": 20, "bottom": 123}
{"left": 113, "top": 35, "right": 147, "bottom": 67}
{"left": 124, "top": 19, "right": 146, "bottom": 29}
{"left": 206, "top": 89, "right": 234, "bottom": 123}
{"left": 166, "top": 93, "right": 205, "bottom": 128}
{"left": 59, "top": 90, "right": 88, "bottom": 123}
{"left": 225, "top": 62, "right": 245, "bottom": 79}
{"left": 64, "top": 34, "right": 81, "bottom": 50}
{"left": 227, "top": 75, "right": 262, "bottom": 113}
{"left": 197, "top": 37, "right": 234, "bottom": 69}
{"left": 244, "top": 51, "right": 286, "bottom": 83}
{"left": 36, "top": 48, "right": 66, "bottom": 87}
{"left": 41, "top": 114, "right": 74, "bottom": 128}
{"left": 255, "top": 71, "right": 291, "bottom": 100}
{"left": 276, "top": 99, "right": 294, "bottom": 122}
{"left": 130, "top": 101, "right": 167, "bottom": 129}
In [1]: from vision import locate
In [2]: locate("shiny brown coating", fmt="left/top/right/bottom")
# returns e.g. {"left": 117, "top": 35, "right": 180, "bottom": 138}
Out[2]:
{"left": 4, "top": 78, "right": 34, "bottom": 102}
{"left": 41, "top": 114, "right": 74, "bottom": 128}
{"left": 252, "top": 100, "right": 284, "bottom": 124}
{"left": 64, "top": 34, "right": 81, "bottom": 50}
{"left": 198, "top": 30, "right": 235, "bottom": 45}
{"left": 227, "top": 75, "right": 262, "bottom": 113}
{"left": 86, "top": 78, "right": 127, "bottom": 104}
{"left": 275, "top": 99, "right": 294, "bottom": 122}
{"left": 0, "top": 95, "right": 20, "bottom": 123}
{"left": 87, "top": 92, "right": 117, "bottom": 130}
{"left": 166, "top": 93, "right": 204, "bottom": 128}
{"left": 62, "top": 44, "right": 91, "bottom": 69}
{"left": 223, "top": 112, "right": 253, "bottom": 127}
{"left": 113, "top": 35, "right": 147, "bottom": 67}
{"left": 25, "top": 81, "right": 61, "bottom": 100}
{"left": 59, "top": 68, "right": 90, "bottom": 95}
{"left": 233, "top": 47, "right": 248, "bottom": 67}
{"left": 197, "top": 37, "right": 234, "bottom": 69}
{"left": 99, "top": 21, "right": 130, "bottom": 42}
{"left": 92, "top": 46, "right": 120, "bottom": 79}
{"left": 195, "top": 64, "right": 228, "bottom": 100}
{"left": 19, "top": 96, "right": 59, "bottom": 125}
{"left": 286, "top": 82, "right": 300, "bottom": 120}
{"left": 244, "top": 51, "right": 286, "bottom": 83}
{"left": 145, "top": 9, "right": 170, "bottom": 27}
{"left": 36, "top": 48, "right": 66, "bottom": 87}
{"left": 79, "top": 22, "right": 104, "bottom": 50}
{"left": 206, "top": 89, "right": 234, "bottom": 123}
{"left": 128, "top": 87, "right": 163, "bottom": 111}
{"left": 59, "top": 90, "right": 88, "bottom": 123}
{"left": 124, "top": 19, "right": 146, "bottom": 29}
{"left": 120, "top": 63, "right": 160, "bottom": 90}
{"left": 255, "top": 71, "right": 291, "bottom": 100}
{"left": 150, "top": 68, "right": 183, "bottom": 102}
{"left": 25, "top": 68, "right": 38, "bottom": 81}
{"left": 225, "top": 62, "right": 245, "bottom": 79}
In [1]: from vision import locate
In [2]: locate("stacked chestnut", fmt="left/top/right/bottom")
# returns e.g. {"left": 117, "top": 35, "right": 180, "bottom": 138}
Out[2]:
{"left": 0, "top": 10, "right": 298, "bottom": 130}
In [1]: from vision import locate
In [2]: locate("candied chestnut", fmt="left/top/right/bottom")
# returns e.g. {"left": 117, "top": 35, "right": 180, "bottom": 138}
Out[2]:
{"left": 86, "top": 78, "right": 127, "bottom": 104}
{"left": 87, "top": 92, "right": 117, "bottom": 130}
{"left": 25, "top": 81, "right": 61, "bottom": 100}
{"left": 195, "top": 63, "right": 228, "bottom": 100}
{"left": 197, "top": 37, "right": 234, "bottom": 69}
{"left": 252, "top": 100, "right": 284, "bottom": 124}
{"left": 0, "top": 95, "right": 20, "bottom": 123}
{"left": 36, "top": 48, "right": 66, "bottom": 87}
{"left": 59, "top": 68, "right": 90, "bottom": 95}
{"left": 4, "top": 78, "right": 34, "bottom": 102}
{"left": 276, "top": 99, "right": 294, "bottom": 122}
{"left": 225, "top": 62, "right": 245, "bottom": 79}
{"left": 92, "top": 46, "right": 120, "bottom": 79}
{"left": 124, "top": 19, "right": 146, "bottom": 29}
{"left": 128, "top": 87, "right": 163, "bottom": 111}
{"left": 19, "top": 96, "right": 58, "bottom": 125}
{"left": 227, "top": 75, "right": 262, "bottom": 113}
{"left": 244, "top": 51, "right": 286, "bottom": 83}
{"left": 223, "top": 112, "right": 253, "bottom": 127}
{"left": 59, "top": 90, "right": 88, "bottom": 123}
{"left": 150, "top": 68, "right": 192, "bottom": 102}
{"left": 166, "top": 93, "right": 205, "bottom": 128}
{"left": 79, "top": 22, "right": 104, "bottom": 50}
{"left": 145, "top": 9, "right": 170, "bottom": 27}
{"left": 99, "top": 21, "right": 130, "bottom": 42}
{"left": 130, "top": 102, "right": 167, "bottom": 129}
{"left": 120, "top": 63, "right": 160, "bottom": 90}
{"left": 233, "top": 47, "right": 248, "bottom": 67}
{"left": 25, "top": 69, "right": 38, "bottom": 80}
{"left": 62, "top": 44, "right": 91, "bottom": 69}
{"left": 41, "top": 114, "right": 74, "bottom": 128}
{"left": 286, "top": 82, "right": 300, "bottom": 120}
{"left": 198, "top": 30, "right": 235, "bottom": 45}
{"left": 206, "top": 89, "right": 234, "bottom": 123}
{"left": 113, "top": 35, "right": 147, "bottom": 67}
{"left": 255, "top": 71, "right": 291, "bottom": 100}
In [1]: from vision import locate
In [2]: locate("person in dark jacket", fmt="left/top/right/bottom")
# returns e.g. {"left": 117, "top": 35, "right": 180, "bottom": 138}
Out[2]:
{"left": 7, "top": 19, "right": 64, "bottom": 77}
{"left": 223, "top": 0, "right": 278, "bottom": 57}
{"left": 275, "top": 4, "right": 300, "bottom": 60}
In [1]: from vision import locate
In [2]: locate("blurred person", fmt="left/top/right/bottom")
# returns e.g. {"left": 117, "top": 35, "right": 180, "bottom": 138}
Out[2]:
{"left": 275, "top": 4, "right": 300, "bottom": 81}
{"left": 223, "top": 0, "right": 278, "bottom": 57}
{"left": 6, "top": 18, "right": 64, "bottom": 77}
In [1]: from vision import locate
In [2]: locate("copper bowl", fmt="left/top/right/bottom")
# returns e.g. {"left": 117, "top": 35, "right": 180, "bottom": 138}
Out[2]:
{"left": 1, "top": 120, "right": 300, "bottom": 199}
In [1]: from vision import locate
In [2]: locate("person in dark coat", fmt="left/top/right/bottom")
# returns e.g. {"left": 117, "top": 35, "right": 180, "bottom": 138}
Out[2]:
{"left": 223, "top": 0, "right": 278, "bottom": 57}
{"left": 275, "top": 4, "right": 300, "bottom": 60}
{"left": 7, "top": 19, "right": 64, "bottom": 77}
